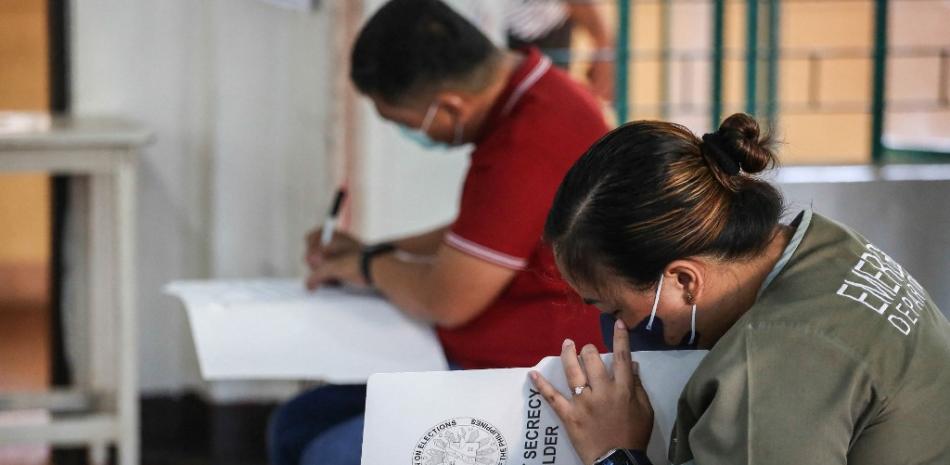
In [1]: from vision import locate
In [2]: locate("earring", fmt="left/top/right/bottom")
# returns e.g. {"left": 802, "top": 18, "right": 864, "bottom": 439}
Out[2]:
{"left": 686, "top": 292, "right": 694, "bottom": 304}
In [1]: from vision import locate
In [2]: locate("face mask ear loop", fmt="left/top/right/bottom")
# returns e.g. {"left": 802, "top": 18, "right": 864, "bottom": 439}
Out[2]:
{"left": 646, "top": 274, "right": 664, "bottom": 330}
{"left": 453, "top": 117, "right": 464, "bottom": 145}
{"left": 420, "top": 103, "right": 439, "bottom": 134}
{"left": 688, "top": 303, "right": 697, "bottom": 345}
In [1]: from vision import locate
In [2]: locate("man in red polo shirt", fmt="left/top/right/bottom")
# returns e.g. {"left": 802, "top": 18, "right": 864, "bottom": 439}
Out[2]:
{"left": 269, "top": 1, "right": 609, "bottom": 464}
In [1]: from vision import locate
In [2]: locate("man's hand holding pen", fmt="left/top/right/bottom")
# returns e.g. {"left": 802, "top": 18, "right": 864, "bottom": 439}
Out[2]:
{"left": 304, "top": 229, "right": 365, "bottom": 290}
{"left": 304, "top": 188, "right": 367, "bottom": 289}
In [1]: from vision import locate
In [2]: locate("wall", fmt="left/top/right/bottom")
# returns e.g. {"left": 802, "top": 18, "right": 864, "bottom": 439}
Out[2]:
{"left": 0, "top": 0, "right": 48, "bottom": 109}
{"left": 71, "top": 0, "right": 336, "bottom": 394}
{"left": 778, "top": 173, "right": 950, "bottom": 317}
{"left": 209, "top": 1, "right": 331, "bottom": 278}
{"left": 0, "top": 0, "right": 52, "bottom": 394}
{"left": 0, "top": 0, "right": 51, "bottom": 301}
{"left": 616, "top": 0, "right": 949, "bottom": 164}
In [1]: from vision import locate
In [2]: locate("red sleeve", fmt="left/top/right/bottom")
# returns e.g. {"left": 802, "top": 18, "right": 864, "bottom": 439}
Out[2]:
{"left": 446, "top": 137, "right": 557, "bottom": 271}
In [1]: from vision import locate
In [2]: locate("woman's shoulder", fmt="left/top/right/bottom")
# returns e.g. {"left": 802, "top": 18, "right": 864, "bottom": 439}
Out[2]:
{"left": 702, "top": 211, "right": 950, "bottom": 405}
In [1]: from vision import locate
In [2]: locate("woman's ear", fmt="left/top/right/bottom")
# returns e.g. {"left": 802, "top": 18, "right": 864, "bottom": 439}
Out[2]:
{"left": 664, "top": 259, "right": 705, "bottom": 305}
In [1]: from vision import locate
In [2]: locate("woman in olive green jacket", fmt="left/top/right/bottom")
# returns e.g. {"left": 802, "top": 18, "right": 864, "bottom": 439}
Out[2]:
{"left": 531, "top": 113, "right": 950, "bottom": 465}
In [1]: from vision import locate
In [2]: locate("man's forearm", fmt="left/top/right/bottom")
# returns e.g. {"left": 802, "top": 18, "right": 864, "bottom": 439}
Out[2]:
{"left": 390, "top": 225, "right": 450, "bottom": 256}
{"left": 365, "top": 245, "right": 513, "bottom": 330}
{"left": 370, "top": 254, "right": 442, "bottom": 323}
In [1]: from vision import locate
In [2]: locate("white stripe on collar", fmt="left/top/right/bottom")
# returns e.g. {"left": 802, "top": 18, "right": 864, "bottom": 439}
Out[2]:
{"left": 757, "top": 209, "right": 813, "bottom": 298}
{"left": 500, "top": 55, "right": 552, "bottom": 116}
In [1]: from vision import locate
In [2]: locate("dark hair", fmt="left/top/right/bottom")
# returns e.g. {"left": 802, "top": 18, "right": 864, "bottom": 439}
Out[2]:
{"left": 350, "top": 0, "right": 498, "bottom": 104}
{"left": 544, "top": 113, "right": 784, "bottom": 289}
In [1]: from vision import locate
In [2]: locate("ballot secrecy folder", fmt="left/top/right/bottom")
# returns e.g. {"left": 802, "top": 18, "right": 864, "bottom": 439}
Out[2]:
{"left": 164, "top": 278, "right": 450, "bottom": 383}
{"left": 362, "top": 350, "right": 707, "bottom": 465}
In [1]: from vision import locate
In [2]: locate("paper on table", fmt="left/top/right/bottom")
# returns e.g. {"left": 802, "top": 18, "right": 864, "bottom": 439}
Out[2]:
{"left": 362, "top": 350, "right": 706, "bottom": 465}
{"left": 165, "top": 279, "right": 449, "bottom": 383}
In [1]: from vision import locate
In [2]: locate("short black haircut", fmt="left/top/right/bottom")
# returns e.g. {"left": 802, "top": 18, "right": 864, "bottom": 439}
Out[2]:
{"left": 350, "top": 0, "right": 499, "bottom": 104}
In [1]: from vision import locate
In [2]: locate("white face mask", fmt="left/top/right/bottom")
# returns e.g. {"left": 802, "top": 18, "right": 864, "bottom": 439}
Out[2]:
{"left": 397, "top": 102, "right": 464, "bottom": 149}
{"left": 644, "top": 273, "right": 697, "bottom": 346}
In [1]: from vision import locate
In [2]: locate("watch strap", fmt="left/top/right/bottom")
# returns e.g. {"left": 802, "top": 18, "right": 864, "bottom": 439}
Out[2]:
{"left": 359, "top": 242, "right": 396, "bottom": 286}
{"left": 592, "top": 448, "right": 653, "bottom": 465}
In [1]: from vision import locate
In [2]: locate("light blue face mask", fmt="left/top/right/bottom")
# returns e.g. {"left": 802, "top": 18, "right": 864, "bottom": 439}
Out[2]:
{"left": 397, "top": 103, "right": 463, "bottom": 150}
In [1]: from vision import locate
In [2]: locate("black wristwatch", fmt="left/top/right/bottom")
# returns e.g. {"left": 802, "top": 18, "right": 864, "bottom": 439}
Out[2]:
{"left": 359, "top": 242, "right": 396, "bottom": 286}
{"left": 592, "top": 449, "right": 653, "bottom": 465}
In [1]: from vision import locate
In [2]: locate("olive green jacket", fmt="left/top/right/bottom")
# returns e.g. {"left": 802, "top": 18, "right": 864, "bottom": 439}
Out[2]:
{"left": 670, "top": 211, "right": 950, "bottom": 464}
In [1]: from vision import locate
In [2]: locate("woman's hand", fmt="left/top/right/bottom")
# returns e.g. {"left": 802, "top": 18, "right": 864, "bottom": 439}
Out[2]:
{"left": 530, "top": 319, "right": 654, "bottom": 465}
{"left": 303, "top": 229, "right": 365, "bottom": 289}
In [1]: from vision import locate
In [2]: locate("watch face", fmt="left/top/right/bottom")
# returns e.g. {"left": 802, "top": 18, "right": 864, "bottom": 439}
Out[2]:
{"left": 597, "top": 449, "right": 632, "bottom": 465}
{"left": 596, "top": 448, "right": 649, "bottom": 465}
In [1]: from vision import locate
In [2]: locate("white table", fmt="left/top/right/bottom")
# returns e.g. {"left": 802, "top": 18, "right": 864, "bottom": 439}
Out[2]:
{"left": 0, "top": 113, "right": 150, "bottom": 465}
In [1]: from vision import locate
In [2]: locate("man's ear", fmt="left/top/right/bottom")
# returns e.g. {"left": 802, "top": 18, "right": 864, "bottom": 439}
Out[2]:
{"left": 433, "top": 92, "right": 467, "bottom": 119}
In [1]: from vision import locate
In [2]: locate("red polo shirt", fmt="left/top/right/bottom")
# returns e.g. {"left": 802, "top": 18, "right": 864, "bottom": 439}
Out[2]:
{"left": 439, "top": 48, "right": 609, "bottom": 369}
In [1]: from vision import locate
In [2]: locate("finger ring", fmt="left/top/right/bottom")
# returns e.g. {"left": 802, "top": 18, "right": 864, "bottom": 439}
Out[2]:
{"left": 572, "top": 385, "right": 589, "bottom": 396}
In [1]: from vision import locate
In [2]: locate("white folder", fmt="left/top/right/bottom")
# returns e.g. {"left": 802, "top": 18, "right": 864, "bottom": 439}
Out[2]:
{"left": 362, "top": 350, "right": 707, "bottom": 465}
{"left": 165, "top": 279, "right": 449, "bottom": 382}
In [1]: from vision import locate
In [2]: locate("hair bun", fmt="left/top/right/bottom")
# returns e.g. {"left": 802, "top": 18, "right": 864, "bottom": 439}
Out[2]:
{"left": 701, "top": 133, "right": 741, "bottom": 176}
{"left": 715, "top": 113, "right": 776, "bottom": 174}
